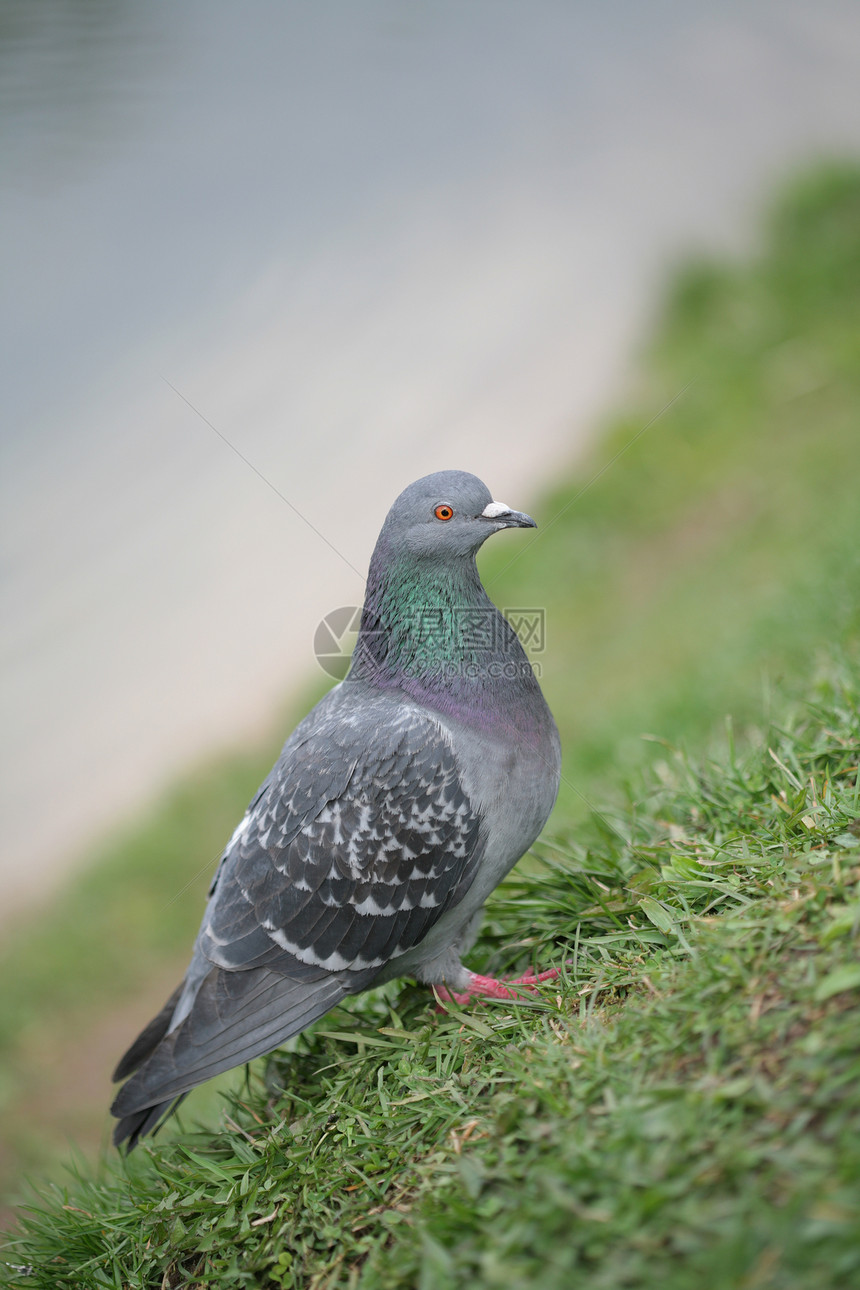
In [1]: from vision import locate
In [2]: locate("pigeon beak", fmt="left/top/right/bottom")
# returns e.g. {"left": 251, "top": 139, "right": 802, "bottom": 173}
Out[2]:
{"left": 480, "top": 501, "right": 537, "bottom": 530}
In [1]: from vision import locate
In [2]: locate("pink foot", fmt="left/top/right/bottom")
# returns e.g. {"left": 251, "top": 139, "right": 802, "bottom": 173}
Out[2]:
{"left": 435, "top": 965, "right": 563, "bottom": 1008}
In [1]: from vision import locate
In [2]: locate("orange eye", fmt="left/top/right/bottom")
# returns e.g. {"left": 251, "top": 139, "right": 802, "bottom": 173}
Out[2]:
{"left": 434, "top": 504, "right": 454, "bottom": 521}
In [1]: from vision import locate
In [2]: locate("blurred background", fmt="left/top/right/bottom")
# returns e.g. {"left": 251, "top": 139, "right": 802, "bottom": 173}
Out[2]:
{"left": 4, "top": 0, "right": 860, "bottom": 914}
{"left": 2, "top": 0, "right": 860, "bottom": 1220}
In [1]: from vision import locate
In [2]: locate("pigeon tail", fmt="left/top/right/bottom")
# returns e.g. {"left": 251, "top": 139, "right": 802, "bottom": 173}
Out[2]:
{"left": 112, "top": 984, "right": 183, "bottom": 1082}
{"left": 111, "top": 966, "right": 351, "bottom": 1148}
{"left": 113, "top": 1094, "right": 187, "bottom": 1150}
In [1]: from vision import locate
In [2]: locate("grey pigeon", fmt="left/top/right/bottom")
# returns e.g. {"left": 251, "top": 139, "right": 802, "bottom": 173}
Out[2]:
{"left": 111, "top": 470, "right": 561, "bottom": 1148}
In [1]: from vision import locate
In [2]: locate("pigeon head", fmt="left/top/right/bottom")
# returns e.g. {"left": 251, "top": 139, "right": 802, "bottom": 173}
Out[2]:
{"left": 353, "top": 470, "right": 539, "bottom": 694}
{"left": 376, "top": 470, "right": 536, "bottom": 562}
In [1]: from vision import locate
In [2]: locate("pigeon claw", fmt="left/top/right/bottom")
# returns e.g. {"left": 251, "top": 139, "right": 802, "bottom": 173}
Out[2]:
{"left": 435, "top": 966, "right": 563, "bottom": 1009}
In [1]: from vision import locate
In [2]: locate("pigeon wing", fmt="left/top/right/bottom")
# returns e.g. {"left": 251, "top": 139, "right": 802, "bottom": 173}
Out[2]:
{"left": 200, "top": 700, "right": 483, "bottom": 978}
{"left": 112, "top": 693, "right": 482, "bottom": 1132}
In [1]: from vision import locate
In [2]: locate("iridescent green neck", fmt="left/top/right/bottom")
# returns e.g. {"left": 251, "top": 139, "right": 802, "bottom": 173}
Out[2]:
{"left": 350, "top": 541, "right": 526, "bottom": 683}
{"left": 348, "top": 543, "right": 544, "bottom": 734}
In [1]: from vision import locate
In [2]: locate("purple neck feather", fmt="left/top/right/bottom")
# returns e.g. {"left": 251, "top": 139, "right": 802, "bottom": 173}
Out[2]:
{"left": 347, "top": 539, "right": 543, "bottom": 734}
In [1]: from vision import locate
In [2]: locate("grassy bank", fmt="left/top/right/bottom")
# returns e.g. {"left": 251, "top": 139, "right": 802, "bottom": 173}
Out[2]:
{"left": 1, "top": 162, "right": 859, "bottom": 1283}
{"left": 4, "top": 656, "right": 859, "bottom": 1288}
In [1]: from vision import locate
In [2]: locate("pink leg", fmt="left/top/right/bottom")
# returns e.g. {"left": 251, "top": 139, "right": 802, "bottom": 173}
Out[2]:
{"left": 435, "top": 965, "right": 563, "bottom": 1007}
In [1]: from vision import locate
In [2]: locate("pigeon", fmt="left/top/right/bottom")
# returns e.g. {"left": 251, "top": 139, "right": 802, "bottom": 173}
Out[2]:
{"left": 111, "top": 470, "right": 561, "bottom": 1148}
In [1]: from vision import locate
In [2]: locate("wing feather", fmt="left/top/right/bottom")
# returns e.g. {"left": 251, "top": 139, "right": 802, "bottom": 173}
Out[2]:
{"left": 112, "top": 686, "right": 483, "bottom": 1142}
{"left": 200, "top": 692, "right": 482, "bottom": 977}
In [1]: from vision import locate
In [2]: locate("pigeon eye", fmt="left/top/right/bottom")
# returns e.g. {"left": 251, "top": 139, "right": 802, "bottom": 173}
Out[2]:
{"left": 434, "top": 504, "right": 454, "bottom": 521}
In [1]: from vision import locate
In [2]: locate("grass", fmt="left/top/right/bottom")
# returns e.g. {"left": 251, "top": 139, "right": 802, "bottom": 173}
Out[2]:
{"left": 1, "top": 160, "right": 859, "bottom": 1283}
{"left": 2, "top": 653, "right": 859, "bottom": 1288}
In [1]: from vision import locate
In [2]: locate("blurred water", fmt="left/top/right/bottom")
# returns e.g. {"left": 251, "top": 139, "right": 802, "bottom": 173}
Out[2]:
{"left": 2, "top": 0, "right": 860, "bottom": 917}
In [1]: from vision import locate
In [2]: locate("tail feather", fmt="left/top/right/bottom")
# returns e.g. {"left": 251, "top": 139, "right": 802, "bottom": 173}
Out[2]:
{"left": 111, "top": 965, "right": 351, "bottom": 1148}
{"left": 112, "top": 984, "right": 183, "bottom": 1082}
{"left": 112, "top": 1093, "right": 187, "bottom": 1150}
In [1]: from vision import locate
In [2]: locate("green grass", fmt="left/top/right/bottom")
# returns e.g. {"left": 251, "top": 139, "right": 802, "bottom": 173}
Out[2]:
{"left": 1, "top": 161, "right": 860, "bottom": 1283}
{"left": 2, "top": 653, "right": 859, "bottom": 1288}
